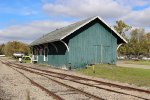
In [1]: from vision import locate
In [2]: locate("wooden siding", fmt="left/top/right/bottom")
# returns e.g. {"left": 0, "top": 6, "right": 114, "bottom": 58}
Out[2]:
{"left": 35, "top": 42, "right": 68, "bottom": 68}
{"left": 35, "top": 21, "right": 117, "bottom": 68}
{"left": 68, "top": 22, "right": 117, "bottom": 68}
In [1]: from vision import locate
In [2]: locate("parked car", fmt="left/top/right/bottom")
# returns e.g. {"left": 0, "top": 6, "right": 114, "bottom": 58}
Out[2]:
{"left": 22, "top": 56, "right": 31, "bottom": 63}
{"left": 0, "top": 55, "right": 5, "bottom": 57}
{"left": 142, "top": 57, "right": 150, "bottom": 60}
{"left": 118, "top": 56, "right": 125, "bottom": 60}
{"left": 13, "top": 52, "right": 24, "bottom": 58}
{"left": 131, "top": 57, "right": 139, "bottom": 60}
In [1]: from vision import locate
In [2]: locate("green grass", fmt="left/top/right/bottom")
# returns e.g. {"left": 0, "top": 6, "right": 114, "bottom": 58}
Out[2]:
{"left": 23, "top": 60, "right": 31, "bottom": 63}
{"left": 124, "top": 60, "right": 150, "bottom": 66}
{"left": 77, "top": 64, "right": 150, "bottom": 87}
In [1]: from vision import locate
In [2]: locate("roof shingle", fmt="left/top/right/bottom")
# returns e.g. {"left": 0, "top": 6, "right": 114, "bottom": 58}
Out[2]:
{"left": 30, "top": 16, "right": 127, "bottom": 46}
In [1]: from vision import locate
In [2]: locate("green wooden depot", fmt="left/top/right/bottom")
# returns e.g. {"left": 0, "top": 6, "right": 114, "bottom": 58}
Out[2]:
{"left": 30, "top": 16, "right": 127, "bottom": 69}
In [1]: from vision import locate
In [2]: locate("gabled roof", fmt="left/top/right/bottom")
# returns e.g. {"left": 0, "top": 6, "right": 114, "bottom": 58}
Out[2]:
{"left": 30, "top": 16, "right": 127, "bottom": 46}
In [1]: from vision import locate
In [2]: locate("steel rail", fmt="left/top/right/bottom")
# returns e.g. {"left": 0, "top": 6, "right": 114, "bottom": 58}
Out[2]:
{"left": 13, "top": 63, "right": 150, "bottom": 100}
{"left": 1, "top": 60, "right": 150, "bottom": 100}
{"left": 0, "top": 61, "right": 63, "bottom": 100}
{"left": 1, "top": 60, "right": 104, "bottom": 100}
{"left": 5, "top": 61, "right": 150, "bottom": 100}
{"left": 14, "top": 62, "right": 150, "bottom": 94}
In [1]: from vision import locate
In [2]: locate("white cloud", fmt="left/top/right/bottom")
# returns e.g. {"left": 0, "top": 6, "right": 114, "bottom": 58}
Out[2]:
{"left": 1, "top": 0, "right": 150, "bottom": 44}
{"left": 43, "top": 0, "right": 130, "bottom": 19}
{"left": 0, "top": 20, "right": 70, "bottom": 44}
{"left": 42, "top": 0, "right": 150, "bottom": 28}
{"left": 122, "top": 7, "right": 150, "bottom": 27}
{"left": 145, "top": 27, "right": 150, "bottom": 33}
{"left": 115, "top": 0, "right": 150, "bottom": 7}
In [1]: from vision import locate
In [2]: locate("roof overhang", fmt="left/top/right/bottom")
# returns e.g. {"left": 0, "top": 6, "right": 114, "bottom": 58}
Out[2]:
{"left": 60, "top": 16, "right": 127, "bottom": 44}
{"left": 30, "top": 16, "right": 127, "bottom": 46}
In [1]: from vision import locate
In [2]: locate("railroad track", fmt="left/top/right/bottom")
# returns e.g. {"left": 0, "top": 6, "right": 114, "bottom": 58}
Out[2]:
{"left": 1, "top": 60, "right": 150, "bottom": 100}
{"left": 0, "top": 61, "right": 63, "bottom": 100}
{"left": 0, "top": 60, "right": 105, "bottom": 100}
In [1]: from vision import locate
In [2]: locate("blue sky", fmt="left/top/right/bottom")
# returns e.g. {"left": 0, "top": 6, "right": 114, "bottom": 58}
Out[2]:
{"left": 0, "top": 0, "right": 47, "bottom": 29}
{"left": 0, "top": 0, "right": 150, "bottom": 44}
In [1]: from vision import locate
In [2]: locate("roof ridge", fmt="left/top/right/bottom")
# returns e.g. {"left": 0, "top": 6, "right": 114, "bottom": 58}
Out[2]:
{"left": 30, "top": 16, "right": 127, "bottom": 46}
{"left": 39, "top": 16, "right": 96, "bottom": 39}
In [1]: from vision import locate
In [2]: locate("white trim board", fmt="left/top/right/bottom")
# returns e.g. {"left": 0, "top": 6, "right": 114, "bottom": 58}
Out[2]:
{"left": 60, "top": 16, "right": 127, "bottom": 43}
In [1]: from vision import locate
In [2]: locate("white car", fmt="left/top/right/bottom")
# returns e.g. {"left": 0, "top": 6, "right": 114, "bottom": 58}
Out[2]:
{"left": 131, "top": 57, "right": 139, "bottom": 60}
{"left": 0, "top": 55, "right": 5, "bottom": 57}
{"left": 13, "top": 52, "right": 24, "bottom": 58}
{"left": 142, "top": 57, "right": 150, "bottom": 60}
{"left": 118, "top": 56, "right": 125, "bottom": 60}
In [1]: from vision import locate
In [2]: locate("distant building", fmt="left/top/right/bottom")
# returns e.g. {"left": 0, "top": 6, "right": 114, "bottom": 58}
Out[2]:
{"left": 30, "top": 16, "right": 127, "bottom": 69}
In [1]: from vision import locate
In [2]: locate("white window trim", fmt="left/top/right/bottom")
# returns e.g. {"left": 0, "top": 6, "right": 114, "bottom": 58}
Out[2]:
{"left": 34, "top": 48, "right": 38, "bottom": 61}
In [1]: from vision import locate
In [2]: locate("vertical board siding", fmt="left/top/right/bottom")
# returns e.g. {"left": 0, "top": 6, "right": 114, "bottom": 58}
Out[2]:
{"left": 68, "top": 22, "right": 117, "bottom": 68}
{"left": 38, "top": 55, "right": 43, "bottom": 63}
{"left": 36, "top": 21, "right": 117, "bottom": 68}
{"left": 47, "top": 55, "right": 67, "bottom": 67}
{"left": 111, "top": 34, "right": 117, "bottom": 64}
{"left": 36, "top": 43, "right": 68, "bottom": 67}
{"left": 46, "top": 42, "right": 68, "bottom": 67}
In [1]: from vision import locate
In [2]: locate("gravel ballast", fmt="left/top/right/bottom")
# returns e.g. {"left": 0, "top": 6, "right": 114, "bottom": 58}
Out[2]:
{"left": 0, "top": 57, "right": 150, "bottom": 100}
{"left": 0, "top": 62, "right": 54, "bottom": 100}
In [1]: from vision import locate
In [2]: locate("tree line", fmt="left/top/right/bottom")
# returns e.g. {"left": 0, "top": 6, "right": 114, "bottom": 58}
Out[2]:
{"left": 0, "top": 41, "right": 30, "bottom": 56}
{"left": 0, "top": 20, "right": 149, "bottom": 57}
{"left": 114, "top": 20, "right": 150, "bottom": 57}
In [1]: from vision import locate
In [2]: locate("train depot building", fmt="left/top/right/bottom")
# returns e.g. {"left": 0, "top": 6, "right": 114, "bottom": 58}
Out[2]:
{"left": 30, "top": 16, "right": 127, "bottom": 69}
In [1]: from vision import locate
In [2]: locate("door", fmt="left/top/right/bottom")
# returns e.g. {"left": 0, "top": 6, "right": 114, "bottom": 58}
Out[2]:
{"left": 102, "top": 46, "right": 111, "bottom": 64}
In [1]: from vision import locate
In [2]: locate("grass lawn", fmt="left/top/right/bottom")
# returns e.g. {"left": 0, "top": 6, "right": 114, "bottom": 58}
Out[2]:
{"left": 77, "top": 64, "right": 150, "bottom": 87}
{"left": 123, "top": 60, "right": 150, "bottom": 66}
{"left": 23, "top": 60, "right": 31, "bottom": 63}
